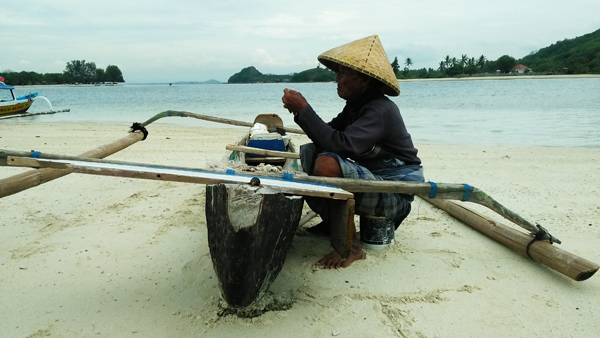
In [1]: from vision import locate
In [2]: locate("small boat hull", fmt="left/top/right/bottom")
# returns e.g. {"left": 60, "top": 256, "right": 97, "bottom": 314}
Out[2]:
{"left": 205, "top": 183, "right": 303, "bottom": 307}
{"left": 0, "top": 99, "right": 35, "bottom": 116}
{"left": 0, "top": 83, "right": 38, "bottom": 116}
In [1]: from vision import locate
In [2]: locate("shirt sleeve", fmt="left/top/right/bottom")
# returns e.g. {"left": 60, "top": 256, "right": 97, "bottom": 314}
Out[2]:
{"left": 295, "top": 103, "right": 385, "bottom": 159}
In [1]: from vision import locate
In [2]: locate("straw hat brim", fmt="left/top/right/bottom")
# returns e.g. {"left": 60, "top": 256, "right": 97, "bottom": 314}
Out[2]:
{"left": 317, "top": 35, "right": 400, "bottom": 96}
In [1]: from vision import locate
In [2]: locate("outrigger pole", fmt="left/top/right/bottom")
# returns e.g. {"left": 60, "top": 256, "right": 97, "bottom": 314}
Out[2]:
{"left": 139, "top": 110, "right": 306, "bottom": 135}
{"left": 2, "top": 153, "right": 598, "bottom": 281}
{"left": 0, "top": 130, "right": 145, "bottom": 199}
{"left": 0, "top": 147, "right": 557, "bottom": 241}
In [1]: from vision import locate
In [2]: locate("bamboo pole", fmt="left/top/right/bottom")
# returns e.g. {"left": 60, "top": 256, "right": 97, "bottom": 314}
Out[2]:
{"left": 140, "top": 110, "right": 306, "bottom": 135}
{"left": 0, "top": 149, "right": 553, "bottom": 240}
{"left": 6, "top": 149, "right": 597, "bottom": 279}
{"left": 421, "top": 196, "right": 598, "bottom": 281}
{"left": 0, "top": 131, "right": 145, "bottom": 199}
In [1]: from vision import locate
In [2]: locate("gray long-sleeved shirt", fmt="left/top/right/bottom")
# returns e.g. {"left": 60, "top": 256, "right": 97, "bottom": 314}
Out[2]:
{"left": 295, "top": 94, "right": 421, "bottom": 166}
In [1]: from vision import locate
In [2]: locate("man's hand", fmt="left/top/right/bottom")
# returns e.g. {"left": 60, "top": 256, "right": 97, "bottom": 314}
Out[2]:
{"left": 282, "top": 88, "right": 308, "bottom": 116}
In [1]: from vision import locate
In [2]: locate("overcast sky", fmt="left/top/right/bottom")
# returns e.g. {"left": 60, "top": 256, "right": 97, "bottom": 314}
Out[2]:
{"left": 2, "top": 0, "right": 599, "bottom": 83}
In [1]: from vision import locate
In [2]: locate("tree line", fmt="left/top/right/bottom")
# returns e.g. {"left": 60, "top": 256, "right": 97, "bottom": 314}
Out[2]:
{"left": 390, "top": 54, "right": 524, "bottom": 79}
{"left": 392, "top": 28, "right": 600, "bottom": 79}
{"left": 0, "top": 60, "right": 125, "bottom": 85}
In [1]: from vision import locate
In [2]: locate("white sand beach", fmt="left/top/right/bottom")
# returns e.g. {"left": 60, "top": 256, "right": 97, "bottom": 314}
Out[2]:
{"left": 1, "top": 122, "right": 599, "bottom": 338}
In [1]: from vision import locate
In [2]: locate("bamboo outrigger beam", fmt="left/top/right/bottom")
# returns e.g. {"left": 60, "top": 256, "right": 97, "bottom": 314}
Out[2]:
{"left": 0, "top": 131, "right": 145, "bottom": 199}
{"left": 140, "top": 110, "right": 306, "bottom": 135}
{"left": 3, "top": 156, "right": 353, "bottom": 200}
{"left": 0, "top": 149, "right": 559, "bottom": 242}
{"left": 3, "top": 151, "right": 597, "bottom": 281}
{"left": 5, "top": 152, "right": 596, "bottom": 279}
{"left": 421, "top": 196, "right": 598, "bottom": 281}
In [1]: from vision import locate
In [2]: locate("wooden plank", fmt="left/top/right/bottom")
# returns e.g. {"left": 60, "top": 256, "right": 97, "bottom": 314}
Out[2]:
{"left": 7, "top": 156, "right": 354, "bottom": 200}
{"left": 225, "top": 144, "right": 301, "bottom": 159}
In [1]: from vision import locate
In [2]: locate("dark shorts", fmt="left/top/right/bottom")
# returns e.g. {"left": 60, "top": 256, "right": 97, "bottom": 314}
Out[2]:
{"left": 300, "top": 143, "right": 424, "bottom": 223}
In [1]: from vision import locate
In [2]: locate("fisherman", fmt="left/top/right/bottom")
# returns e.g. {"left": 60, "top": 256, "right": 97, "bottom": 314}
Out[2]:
{"left": 282, "top": 35, "right": 424, "bottom": 268}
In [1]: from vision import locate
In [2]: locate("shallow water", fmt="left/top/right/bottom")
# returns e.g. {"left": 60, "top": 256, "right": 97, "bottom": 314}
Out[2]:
{"left": 4, "top": 77, "right": 600, "bottom": 147}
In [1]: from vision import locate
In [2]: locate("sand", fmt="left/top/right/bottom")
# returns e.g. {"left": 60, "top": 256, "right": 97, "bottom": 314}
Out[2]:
{"left": 1, "top": 122, "right": 599, "bottom": 338}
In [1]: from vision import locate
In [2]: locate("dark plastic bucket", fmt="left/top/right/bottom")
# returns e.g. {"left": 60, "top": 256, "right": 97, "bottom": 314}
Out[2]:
{"left": 359, "top": 216, "right": 395, "bottom": 250}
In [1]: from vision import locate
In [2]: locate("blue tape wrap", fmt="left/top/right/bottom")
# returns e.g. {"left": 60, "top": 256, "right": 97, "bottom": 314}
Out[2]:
{"left": 31, "top": 151, "right": 41, "bottom": 158}
{"left": 282, "top": 173, "right": 294, "bottom": 181}
{"left": 226, "top": 169, "right": 235, "bottom": 175}
{"left": 167, "top": 110, "right": 172, "bottom": 116}
{"left": 428, "top": 181, "right": 438, "bottom": 198}
{"left": 462, "top": 184, "right": 472, "bottom": 201}
{"left": 180, "top": 111, "right": 184, "bottom": 117}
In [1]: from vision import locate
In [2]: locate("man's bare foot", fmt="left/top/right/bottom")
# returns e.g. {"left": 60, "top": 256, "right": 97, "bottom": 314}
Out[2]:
{"left": 316, "top": 241, "right": 365, "bottom": 269}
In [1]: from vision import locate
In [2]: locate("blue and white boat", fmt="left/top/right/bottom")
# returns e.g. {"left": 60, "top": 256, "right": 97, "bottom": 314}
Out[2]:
{"left": 0, "top": 78, "right": 39, "bottom": 116}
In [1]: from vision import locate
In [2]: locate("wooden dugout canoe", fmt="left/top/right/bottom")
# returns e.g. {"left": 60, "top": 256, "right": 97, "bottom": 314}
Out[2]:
{"left": 205, "top": 184, "right": 304, "bottom": 307}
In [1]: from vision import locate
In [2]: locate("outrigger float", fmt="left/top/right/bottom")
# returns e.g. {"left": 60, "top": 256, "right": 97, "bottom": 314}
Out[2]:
{"left": 1, "top": 110, "right": 598, "bottom": 308}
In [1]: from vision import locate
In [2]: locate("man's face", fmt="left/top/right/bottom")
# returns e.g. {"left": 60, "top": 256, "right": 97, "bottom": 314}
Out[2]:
{"left": 335, "top": 66, "right": 370, "bottom": 101}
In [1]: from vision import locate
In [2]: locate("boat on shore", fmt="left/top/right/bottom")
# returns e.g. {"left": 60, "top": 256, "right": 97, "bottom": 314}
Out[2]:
{"left": 0, "top": 78, "right": 39, "bottom": 116}
{"left": 228, "top": 113, "right": 300, "bottom": 172}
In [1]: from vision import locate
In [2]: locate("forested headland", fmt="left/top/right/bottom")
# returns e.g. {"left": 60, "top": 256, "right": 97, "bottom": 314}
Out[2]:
{"left": 0, "top": 60, "right": 124, "bottom": 85}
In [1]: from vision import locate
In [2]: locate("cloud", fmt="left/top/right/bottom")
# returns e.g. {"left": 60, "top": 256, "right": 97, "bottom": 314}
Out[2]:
{"left": 2, "top": 0, "right": 599, "bottom": 82}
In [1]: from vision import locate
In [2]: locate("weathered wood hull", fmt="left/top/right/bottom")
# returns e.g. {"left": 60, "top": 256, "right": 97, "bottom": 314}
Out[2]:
{"left": 206, "top": 183, "right": 304, "bottom": 307}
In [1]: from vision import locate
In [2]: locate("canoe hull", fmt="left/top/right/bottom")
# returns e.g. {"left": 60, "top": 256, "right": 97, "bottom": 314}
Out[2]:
{"left": 206, "top": 183, "right": 304, "bottom": 307}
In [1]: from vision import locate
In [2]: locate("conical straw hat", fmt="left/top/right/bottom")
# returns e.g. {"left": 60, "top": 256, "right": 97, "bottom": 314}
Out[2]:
{"left": 318, "top": 35, "right": 400, "bottom": 96}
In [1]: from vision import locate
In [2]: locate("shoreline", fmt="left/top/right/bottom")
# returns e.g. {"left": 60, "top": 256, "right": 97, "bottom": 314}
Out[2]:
{"left": 12, "top": 74, "right": 600, "bottom": 88}
{"left": 3, "top": 120, "right": 599, "bottom": 149}
{"left": 399, "top": 73, "right": 600, "bottom": 82}
{"left": 1, "top": 123, "right": 599, "bottom": 337}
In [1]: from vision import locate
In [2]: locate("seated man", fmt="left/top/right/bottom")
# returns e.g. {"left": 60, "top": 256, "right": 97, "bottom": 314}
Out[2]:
{"left": 282, "top": 35, "right": 424, "bottom": 268}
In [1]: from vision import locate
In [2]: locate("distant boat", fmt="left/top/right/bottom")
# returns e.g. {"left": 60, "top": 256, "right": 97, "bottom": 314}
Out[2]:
{"left": 0, "top": 80, "right": 39, "bottom": 116}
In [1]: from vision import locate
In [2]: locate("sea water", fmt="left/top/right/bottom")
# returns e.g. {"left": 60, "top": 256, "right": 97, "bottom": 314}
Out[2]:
{"left": 4, "top": 77, "right": 600, "bottom": 147}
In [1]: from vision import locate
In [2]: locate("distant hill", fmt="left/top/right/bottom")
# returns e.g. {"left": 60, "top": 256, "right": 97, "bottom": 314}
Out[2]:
{"left": 290, "top": 67, "right": 335, "bottom": 82}
{"left": 227, "top": 66, "right": 336, "bottom": 84}
{"left": 228, "top": 66, "right": 292, "bottom": 83}
{"left": 519, "top": 28, "right": 600, "bottom": 73}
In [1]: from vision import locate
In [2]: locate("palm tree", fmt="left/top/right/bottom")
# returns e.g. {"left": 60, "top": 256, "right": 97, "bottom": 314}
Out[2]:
{"left": 439, "top": 61, "right": 446, "bottom": 72}
{"left": 461, "top": 54, "right": 468, "bottom": 68}
{"left": 391, "top": 57, "right": 400, "bottom": 75}
{"left": 404, "top": 57, "right": 413, "bottom": 70}
{"left": 444, "top": 55, "right": 451, "bottom": 69}
{"left": 477, "top": 55, "right": 487, "bottom": 70}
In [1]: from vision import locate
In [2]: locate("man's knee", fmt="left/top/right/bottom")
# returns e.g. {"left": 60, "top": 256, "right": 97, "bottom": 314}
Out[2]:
{"left": 314, "top": 155, "right": 342, "bottom": 177}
